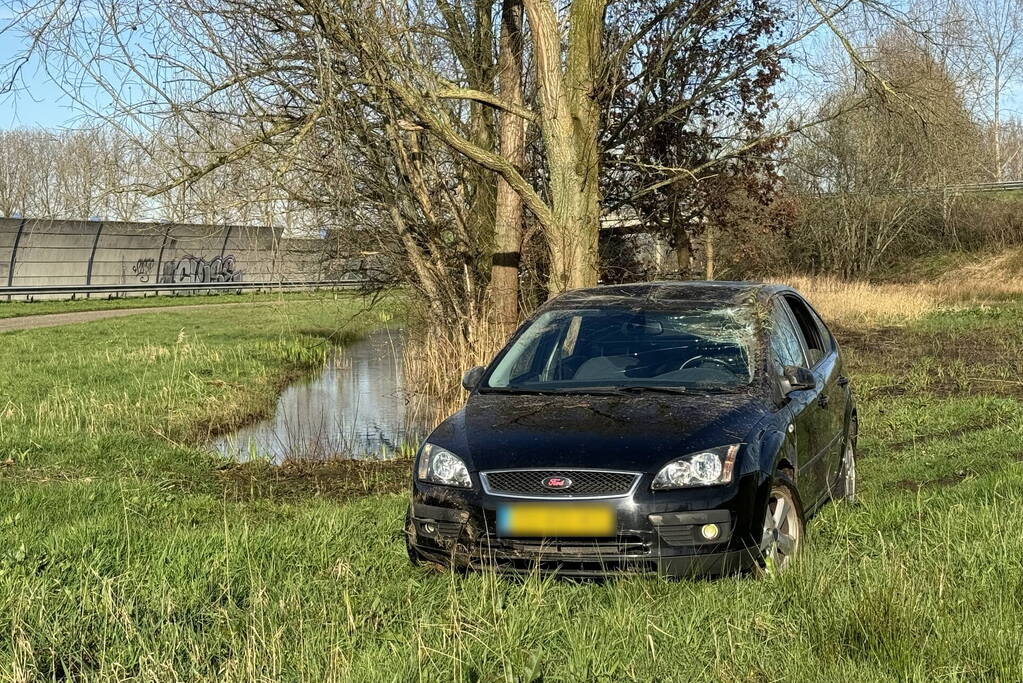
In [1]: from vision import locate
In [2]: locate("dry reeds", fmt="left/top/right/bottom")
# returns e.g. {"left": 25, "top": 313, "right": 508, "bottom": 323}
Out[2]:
{"left": 402, "top": 306, "right": 510, "bottom": 423}
{"left": 775, "top": 276, "right": 941, "bottom": 325}
{"left": 776, "top": 250, "right": 1023, "bottom": 325}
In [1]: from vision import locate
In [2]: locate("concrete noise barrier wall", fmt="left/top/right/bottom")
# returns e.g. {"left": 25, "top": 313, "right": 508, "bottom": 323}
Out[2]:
{"left": 0, "top": 218, "right": 326, "bottom": 294}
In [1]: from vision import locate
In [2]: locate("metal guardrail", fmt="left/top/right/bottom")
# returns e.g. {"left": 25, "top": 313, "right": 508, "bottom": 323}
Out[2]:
{"left": 1, "top": 280, "right": 364, "bottom": 298}
{"left": 944, "top": 181, "right": 1023, "bottom": 193}
{"left": 807, "top": 179, "right": 1023, "bottom": 198}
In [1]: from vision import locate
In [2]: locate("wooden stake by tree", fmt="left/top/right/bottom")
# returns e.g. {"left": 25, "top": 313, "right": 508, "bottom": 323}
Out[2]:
{"left": 491, "top": 0, "right": 526, "bottom": 330}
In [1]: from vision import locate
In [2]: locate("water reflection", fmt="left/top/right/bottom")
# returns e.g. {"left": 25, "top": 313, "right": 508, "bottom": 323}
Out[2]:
{"left": 214, "top": 328, "right": 431, "bottom": 463}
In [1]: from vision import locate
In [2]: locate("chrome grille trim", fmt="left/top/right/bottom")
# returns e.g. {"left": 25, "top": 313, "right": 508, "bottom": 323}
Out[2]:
{"left": 479, "top": 468, "right": 643, "bottom": 500}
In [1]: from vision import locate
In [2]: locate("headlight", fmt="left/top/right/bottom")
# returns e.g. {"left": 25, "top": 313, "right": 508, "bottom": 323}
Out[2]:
{"left": 651, "top": 445, "right": 740, "bottom": 490}
{"left": 416, "top": 443, "right": 472, "bottom": 488}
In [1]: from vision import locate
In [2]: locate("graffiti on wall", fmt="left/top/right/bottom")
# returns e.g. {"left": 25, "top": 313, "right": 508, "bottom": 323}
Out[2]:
{"left": 132, "top": 258, "right": 156, "bottom": 282}
{"left": 161, "top": 254, "right": 244, "bottom": 284}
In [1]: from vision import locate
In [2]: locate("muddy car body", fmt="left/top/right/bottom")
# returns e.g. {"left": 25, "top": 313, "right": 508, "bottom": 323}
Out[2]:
{"left": 406, "top": 281, "right": 857, "bottom": 577}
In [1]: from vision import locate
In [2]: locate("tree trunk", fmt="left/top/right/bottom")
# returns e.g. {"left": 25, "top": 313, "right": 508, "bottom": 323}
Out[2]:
{"left": 994, "top": 66, "right": 1002, "bottom": 181}
{"left": 546, "top": 151, "right": 601, "bottom": 293}
{"left": 491, "top": 0, "right": 526, "bottom": 331}
{"left": 524, "top": 0, "right": 606, "bottom": 294}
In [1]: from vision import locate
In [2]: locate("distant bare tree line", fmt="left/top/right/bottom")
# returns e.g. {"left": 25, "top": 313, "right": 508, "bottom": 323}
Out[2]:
{"left": 0, "top": 129, "right": 154, "bottom": 221}
{"left": 0, "top": 126, "right": 318, "bottom": 231}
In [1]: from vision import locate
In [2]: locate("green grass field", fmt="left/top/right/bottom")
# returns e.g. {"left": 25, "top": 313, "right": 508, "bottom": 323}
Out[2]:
{"left": 0, "top": 290, "right": 371, "bottom": 319}
{"left": 2, "top": 296, "right": 1022, "bottom": 680}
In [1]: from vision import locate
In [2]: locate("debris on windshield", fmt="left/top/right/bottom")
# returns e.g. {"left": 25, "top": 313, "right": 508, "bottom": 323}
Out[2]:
{"left": 486, "top": 303, "right": 760, "bottom": 393}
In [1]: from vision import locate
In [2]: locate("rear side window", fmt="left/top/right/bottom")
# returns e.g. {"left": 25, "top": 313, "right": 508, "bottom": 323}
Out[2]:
{"left": 807, "top": 306, "right": 834, "bottom": 354}
{"left": 782, "top": 295, "right": 827, "bottom": 367}
{"left": 770, "top": 300, "right": 807, "bottom": 369}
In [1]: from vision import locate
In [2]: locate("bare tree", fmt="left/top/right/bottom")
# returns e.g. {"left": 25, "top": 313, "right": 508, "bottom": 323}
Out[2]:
{"left": 952, "top": 0, "right": 1023, "bottom": 179}
{"left": 0, "top": 130, "right": 35, "bottom": 216}
{"left": 786, "top": 32, "right": 985, "bottom": 275}
{"left": 0, "top": 129, "right": 143, "bottom": 220}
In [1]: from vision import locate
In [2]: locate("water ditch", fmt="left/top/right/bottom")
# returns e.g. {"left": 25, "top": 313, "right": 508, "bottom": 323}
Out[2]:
{"left": 213, "top": 328, "right": 432, "bottom": 464}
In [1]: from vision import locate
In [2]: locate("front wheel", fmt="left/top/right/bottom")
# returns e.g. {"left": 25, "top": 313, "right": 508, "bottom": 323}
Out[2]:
{"left": 758, "top": 480, "right": 805, "bottom": 575}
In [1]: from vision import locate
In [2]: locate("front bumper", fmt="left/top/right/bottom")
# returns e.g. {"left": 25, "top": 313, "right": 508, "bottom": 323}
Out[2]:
{"left": 408, "top": 472, "right": 767, "bottom": 578}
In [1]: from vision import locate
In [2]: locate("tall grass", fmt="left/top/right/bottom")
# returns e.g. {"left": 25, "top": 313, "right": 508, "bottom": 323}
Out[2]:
{"left": 3, "top": 290, "right": 1023, "bottom": 678}
{"left": 778, "top": 252, "right": 1023, "bottom": 326}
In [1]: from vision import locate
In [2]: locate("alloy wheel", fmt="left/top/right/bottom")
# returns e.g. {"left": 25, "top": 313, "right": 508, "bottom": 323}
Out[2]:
{"left": 842, "top": 440, "right": 857, "bottom": 502}
{"left": 760, "top": 485, "right": 802, "bottom": 573}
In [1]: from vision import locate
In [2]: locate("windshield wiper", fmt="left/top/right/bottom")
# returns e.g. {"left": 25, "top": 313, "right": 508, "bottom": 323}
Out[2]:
{"left": 479, "top": 386, "right": 625, "bottom": 396}
{"left": 550, "top": 387, "right": 630, "bottom": 395}
{"left": 480, "top": 385, "right": 702, "bottom": 396}
{"left": 613, "top": 386, "right": 689, "bottom": 395}
{"left": 477, "top": 387, "right": 563, "bottom": 395}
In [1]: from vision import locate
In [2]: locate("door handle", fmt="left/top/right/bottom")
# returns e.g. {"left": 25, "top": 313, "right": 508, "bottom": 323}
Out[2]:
{"left": 818, "top": 394, "right": 830, "bottom": 408}
{"left": 837, "top": 375, "right": 850, "bottom": 387}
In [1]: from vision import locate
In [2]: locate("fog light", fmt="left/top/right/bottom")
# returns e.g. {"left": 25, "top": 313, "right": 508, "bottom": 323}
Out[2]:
{"left": 700, "top": 523, "right": 720, "bottom": 540}
{"left": 423, "top": 522, "right": 436, "bottom": 534}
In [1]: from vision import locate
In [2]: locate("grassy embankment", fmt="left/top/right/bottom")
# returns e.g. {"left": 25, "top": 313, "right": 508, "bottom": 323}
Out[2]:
{"left": 2, "top": 279, "right": 1023, "bottom": 680}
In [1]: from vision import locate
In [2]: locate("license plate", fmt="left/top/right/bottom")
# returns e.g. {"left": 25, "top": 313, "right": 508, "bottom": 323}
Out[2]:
{"left": 497, "top": 503, "right": 616, "bottom": 537}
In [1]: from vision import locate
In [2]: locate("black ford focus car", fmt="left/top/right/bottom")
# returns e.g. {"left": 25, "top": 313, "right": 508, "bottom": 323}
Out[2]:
{"left": 405, "top": 281, "right": 857, "bottom": 577}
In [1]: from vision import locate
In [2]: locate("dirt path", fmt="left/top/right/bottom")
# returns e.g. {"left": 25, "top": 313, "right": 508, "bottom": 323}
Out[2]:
{"left": 0, "top": 302, "right": 272, "bottom": 333}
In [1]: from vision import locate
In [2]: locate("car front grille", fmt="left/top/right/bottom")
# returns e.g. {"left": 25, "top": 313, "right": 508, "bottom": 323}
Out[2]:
{"left": 482, "top": 534, "right": 650, "bottom": 556}
{"left": 480, "top": 469, "right": 640, "bottom": 498}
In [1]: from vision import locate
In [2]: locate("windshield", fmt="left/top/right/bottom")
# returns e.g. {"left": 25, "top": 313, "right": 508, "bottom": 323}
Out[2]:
{"left": 484, "top": 306, "right": 758, "bottom": 393}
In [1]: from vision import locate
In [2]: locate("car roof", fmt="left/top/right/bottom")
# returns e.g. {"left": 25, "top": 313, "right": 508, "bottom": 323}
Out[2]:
{"left": 545, "top": 280, "right": 794, "bottom": 310}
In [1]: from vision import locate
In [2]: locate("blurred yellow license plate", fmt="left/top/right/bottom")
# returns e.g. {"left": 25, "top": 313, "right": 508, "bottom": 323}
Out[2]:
{"left": 497, "top": 503, "right": 616, "bottom": 537}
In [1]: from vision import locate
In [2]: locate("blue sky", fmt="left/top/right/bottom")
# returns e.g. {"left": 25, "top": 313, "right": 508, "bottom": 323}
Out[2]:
{"left": 0, "top": 31, "right": 82, "bottom": 129}
{"left": 1, "top": 9, "right": 1018, "bottom": 133}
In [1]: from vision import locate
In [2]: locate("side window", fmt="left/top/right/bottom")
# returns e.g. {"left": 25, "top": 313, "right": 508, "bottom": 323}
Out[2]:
{"left": 771, "top": 300, "right": 807, "bottom": 369}
{"left": 784, "top": 295, "right": 826, "bottom": 367}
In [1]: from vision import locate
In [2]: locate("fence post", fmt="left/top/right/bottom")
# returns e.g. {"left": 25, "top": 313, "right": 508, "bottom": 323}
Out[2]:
{"left": 6, "top": 217, "right": 26, "bottom": 288}
{"left": 85, "top": 221, "right": 105, "bottom": 298}
{"left": 155, "top": 225, "right": 172, "bottom": 286}
{"left": 219, "top": 225, "right": 233, "bottom": 258}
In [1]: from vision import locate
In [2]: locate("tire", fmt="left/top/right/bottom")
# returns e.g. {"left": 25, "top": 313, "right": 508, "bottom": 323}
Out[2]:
{"left": 757, "top": 478, "right": 806, "bottom": 576}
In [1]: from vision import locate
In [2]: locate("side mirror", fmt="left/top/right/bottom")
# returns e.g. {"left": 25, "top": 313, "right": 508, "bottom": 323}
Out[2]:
{"left": 461, "top": 366, "right": 486, "bottom": 392}
{"left": 781, "top": 365, "right": 816, "bottom": 395}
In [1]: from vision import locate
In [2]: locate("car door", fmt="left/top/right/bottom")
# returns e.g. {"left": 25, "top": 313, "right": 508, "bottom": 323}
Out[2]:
{"left": 781, "top": 294, "right": 845, "bottom": 502}
{"left": 805, "top": 303, "right": 849, "bottom": 493}
{"left": 769, "top": 298, "right": 826, "bottom": 502}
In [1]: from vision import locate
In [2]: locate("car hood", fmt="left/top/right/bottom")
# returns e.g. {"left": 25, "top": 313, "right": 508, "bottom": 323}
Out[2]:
{"left": 425, "top": 392, "right": 772, "bottom": 472}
